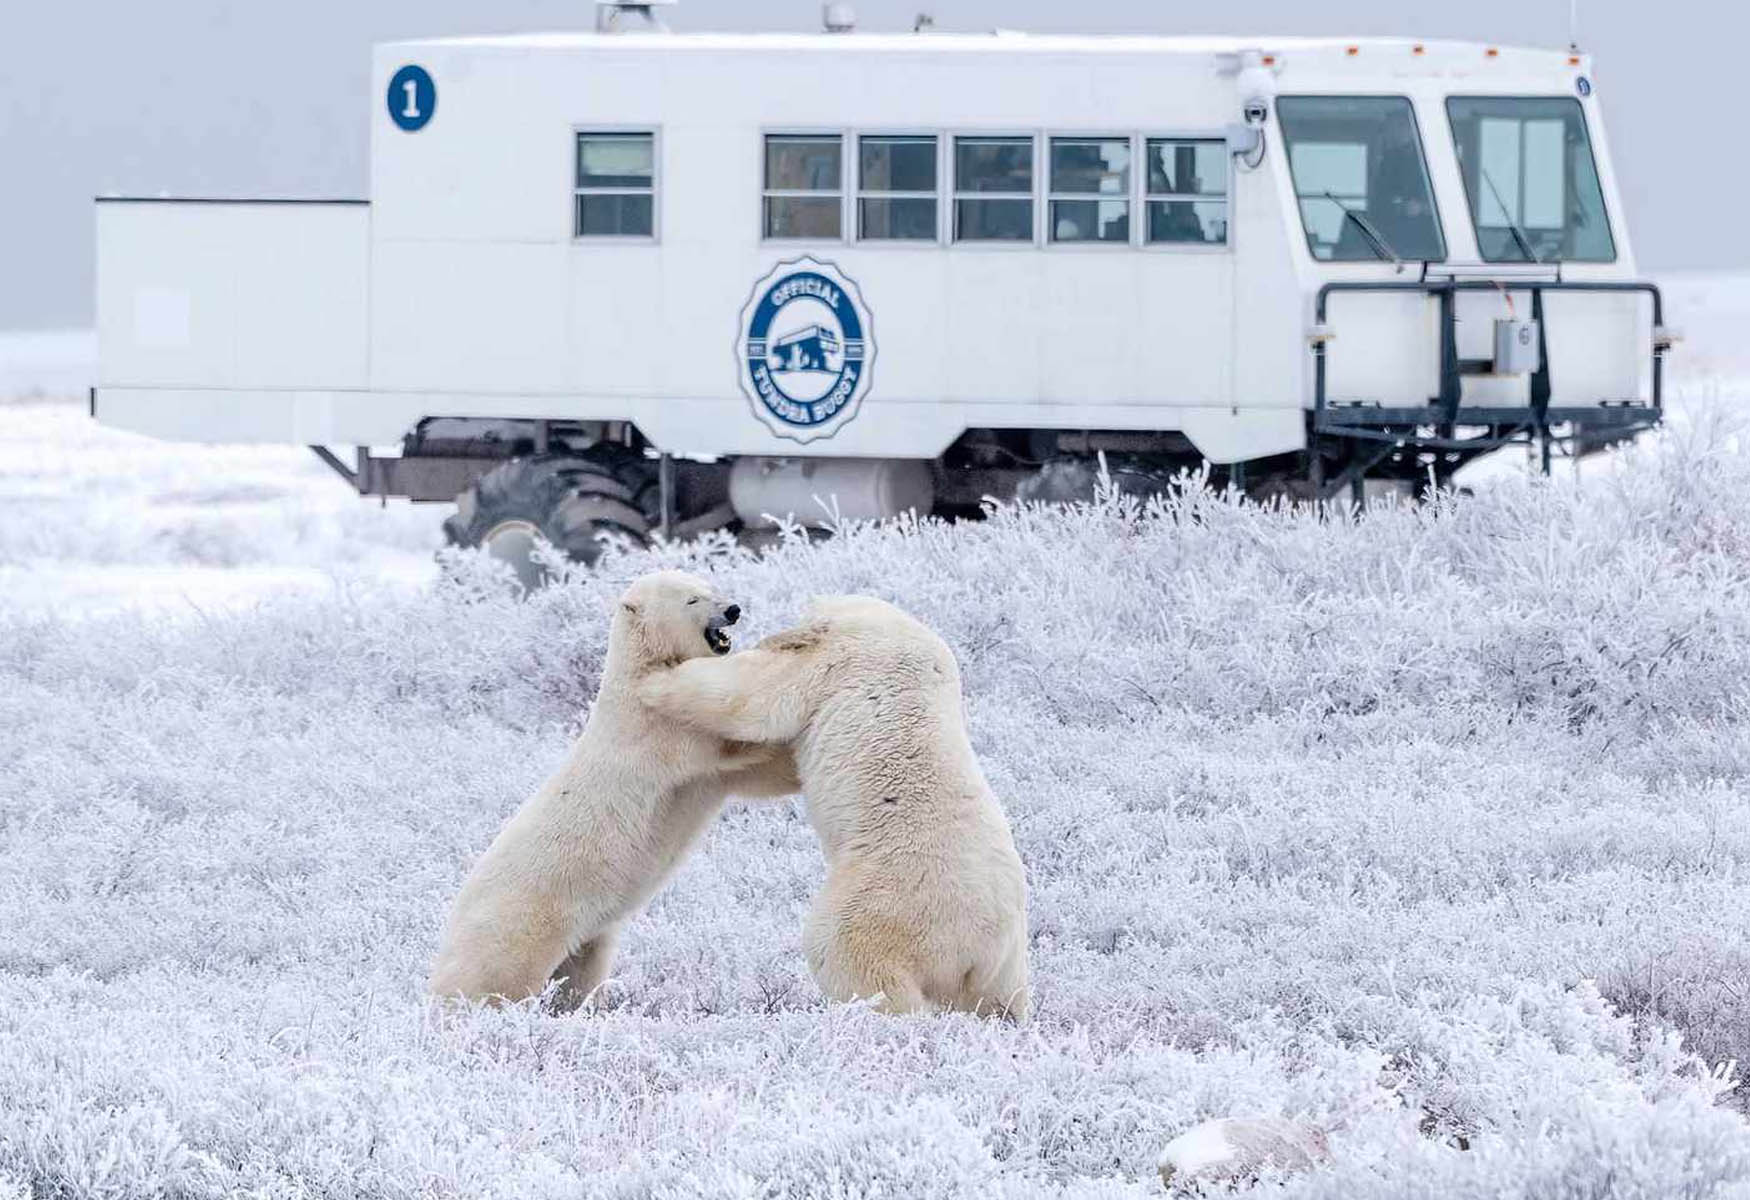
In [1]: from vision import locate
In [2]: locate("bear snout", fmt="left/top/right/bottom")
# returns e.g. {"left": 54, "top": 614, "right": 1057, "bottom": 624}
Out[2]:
{"left": 722, "top": 604, "right": 741, "bottom": 625}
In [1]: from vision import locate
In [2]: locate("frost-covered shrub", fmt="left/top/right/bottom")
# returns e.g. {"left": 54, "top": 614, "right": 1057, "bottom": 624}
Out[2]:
{"left": 3, "top": 394, "right": 1750, "bottom": 1195}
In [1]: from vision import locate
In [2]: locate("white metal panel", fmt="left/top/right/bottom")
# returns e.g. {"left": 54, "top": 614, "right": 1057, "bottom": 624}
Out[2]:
{"left": 942, "top": 254, "right": 1047, "bottom": 401}
{"left": 565, "top": 246, "right": 671, "bottom": 396}
{"left": 1543, "top": 292, "right": 1651, "bottom": 404}
{"left": 1322, "top": 291, "right": 1441, "bottom": 405}
{"left": 99, "top": 205, "right": 237, "bottom": 389}
{"left": 97, "top": 387, "right": 356, "bottom": 443}
{"left": 639, "top": 396, "right": 968, "bottom": 459}
{"left": 234, "top": 209, "right": 372, "bottom": 390}
{"left": 96, "top": 202, "right": 369, "bottom": 393}
{"left": 1130, "top": 253, "right": 1236, "bottom": 408}
{"left": 370, "top": 240, "right": 569, "bottom": 393}
{"left": 1040, "top": 257, "right": 1143, "bottom": 404}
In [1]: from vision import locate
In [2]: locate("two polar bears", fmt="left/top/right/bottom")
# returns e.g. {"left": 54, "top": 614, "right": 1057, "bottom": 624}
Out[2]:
{"left": 429, "top": 570, "right": 1029, "bottom": 1018}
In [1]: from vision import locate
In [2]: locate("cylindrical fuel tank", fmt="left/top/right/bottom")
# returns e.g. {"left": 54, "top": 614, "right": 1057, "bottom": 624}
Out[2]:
{"left": 728, "top": 457, "right": 935, "bottom": 527}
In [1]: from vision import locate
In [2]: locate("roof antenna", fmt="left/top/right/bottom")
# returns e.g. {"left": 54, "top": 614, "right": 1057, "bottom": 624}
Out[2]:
{"left": 1567, "top": 0, "right": 1580, "bottom": 52}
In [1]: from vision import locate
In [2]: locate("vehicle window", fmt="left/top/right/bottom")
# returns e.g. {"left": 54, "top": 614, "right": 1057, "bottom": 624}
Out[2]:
{"left": 1145, "top": 138, "right": 1228, "bottom": 245}
{"left": 859, "top": 136, "right": 938, "bottom": 241}
{"left": 1049, "top": 137, "right": 1130, "bottom": 243}
{"left": 954, "top": 137, "right": 1034, "bottom": 242}
{"left": 764, "top": 135, "right": 843, "bottom": 239}
{"left": 1447, "top": 97, "right": 1614, "bottom": 262}
{"left": 1276, "top": 96, "right": 1446, "bottom": 263}
{"left": 574, "top": 132, "right": 655, "bottom": 237}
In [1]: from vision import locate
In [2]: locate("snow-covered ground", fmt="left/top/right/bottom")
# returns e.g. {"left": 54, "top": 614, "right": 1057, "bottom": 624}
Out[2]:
{"left": 0, "top": 329, "right": 93, "bottom": 402}
{"left": 3, "top": 288, "right": 1750, "bottom": 1195}
{"left": 0, "top": 402, "right": 440, "bottom": 622}
{"left": 0, "top": 327, "right": 440, "bottom": 619}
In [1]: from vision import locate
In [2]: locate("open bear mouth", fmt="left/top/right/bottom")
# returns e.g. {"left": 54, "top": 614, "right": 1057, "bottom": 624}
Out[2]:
{"left": 703, "top": 626, "right": 732, "bottom": 655}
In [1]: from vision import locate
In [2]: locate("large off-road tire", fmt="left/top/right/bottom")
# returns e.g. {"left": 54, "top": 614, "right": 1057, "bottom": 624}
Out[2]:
{"left": 443, "top": 450, "right": 658, "bottom": 589}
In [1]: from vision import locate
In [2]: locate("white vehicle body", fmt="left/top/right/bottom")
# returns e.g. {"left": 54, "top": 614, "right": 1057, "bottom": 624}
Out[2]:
{"left": 93, "top": 23, "right": 1668, "bottom": 557}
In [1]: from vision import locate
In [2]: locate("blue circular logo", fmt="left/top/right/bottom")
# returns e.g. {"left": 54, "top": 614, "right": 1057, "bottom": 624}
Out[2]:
{"left": 736, "top": 258, "right": 875, "bottom": 442}
{"left": 1576, "top": 75, "right": 1593, "bottom": 97}
{"left": 388, "top": 65, "right": 436, "bottom": 132}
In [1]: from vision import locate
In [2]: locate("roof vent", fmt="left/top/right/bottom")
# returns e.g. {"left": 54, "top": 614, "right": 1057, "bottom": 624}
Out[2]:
{"left": 823, "top": 3, "right": 856, "bottom": 33}
{"left": 595, "top": 1, "right": 675, "bottom": 33}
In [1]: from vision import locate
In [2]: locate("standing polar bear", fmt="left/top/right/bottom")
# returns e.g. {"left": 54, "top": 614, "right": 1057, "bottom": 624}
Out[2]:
{"left": 429, "top": 570, "right": 797, "bottom": 1008}
{"left": 641, "top": 595, "right": 1030, "bottom": 1019}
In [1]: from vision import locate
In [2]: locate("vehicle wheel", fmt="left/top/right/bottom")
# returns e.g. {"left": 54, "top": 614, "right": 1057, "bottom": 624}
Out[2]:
{"left": 443, "top": 450, "right": 658, "bottom": 589}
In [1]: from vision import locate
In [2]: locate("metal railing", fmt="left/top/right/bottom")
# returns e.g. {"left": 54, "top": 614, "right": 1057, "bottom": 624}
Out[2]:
{"left": 1311, "top": 278, "right": 1668, "bottom": 435}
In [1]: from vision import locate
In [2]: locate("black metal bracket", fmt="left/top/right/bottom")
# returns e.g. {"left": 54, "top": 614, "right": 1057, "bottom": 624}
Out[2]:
{"left": 1320, "top": 438, "right": 1402, "bottom": 503}
{"left": 309, "top": 445, "right": 502, "bottom": 503}
{"left": 309, "top": 445, "right": 358, "bottom": 488}
{"left": 1436, "top": 288, "right": 1462, "bottom": 431}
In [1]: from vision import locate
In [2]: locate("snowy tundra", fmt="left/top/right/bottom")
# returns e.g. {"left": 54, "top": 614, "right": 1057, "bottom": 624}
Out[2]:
{"left": 3, "top": 323, "right": 1750, "bottom": 1193}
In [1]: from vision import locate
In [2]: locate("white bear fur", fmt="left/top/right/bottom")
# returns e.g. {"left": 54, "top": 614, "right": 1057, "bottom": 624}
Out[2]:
{"left": 640, "top": 595, "right": 1030, "bottom": 1019}
{"left": 428, "top": 570, "right": 797, "bottom": 1008}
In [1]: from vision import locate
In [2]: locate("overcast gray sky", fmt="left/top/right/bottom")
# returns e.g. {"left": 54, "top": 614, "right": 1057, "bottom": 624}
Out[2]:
{"left": 1, "top": 1, "right": 1741, "bottom": 330}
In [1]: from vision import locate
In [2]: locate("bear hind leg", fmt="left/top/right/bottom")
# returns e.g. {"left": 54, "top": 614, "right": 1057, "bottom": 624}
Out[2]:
{"left": 868, "top": 976, "right": 935, "bottom": 1016}
{"left": 956, "top": 968, "right": 1029, "bottom": 1022}
{"left": 549, "top": 924, "right": 622, "bottom": 1013}
{"left": 810, "top": 954, "right": 934, "bottom": 1015}
{"left": 804, "top": 909, "right": 935, "bottom": 1015}
{"left": 956, "top": 930, "right": 1031, "bottom": 1021}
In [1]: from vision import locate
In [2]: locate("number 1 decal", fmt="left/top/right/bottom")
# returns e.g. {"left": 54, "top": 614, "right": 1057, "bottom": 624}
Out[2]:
{"left": 387, "top": 65, "right": 435, "bottom": 132}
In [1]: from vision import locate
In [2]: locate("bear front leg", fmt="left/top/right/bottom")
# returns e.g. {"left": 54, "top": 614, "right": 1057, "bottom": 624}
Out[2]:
{"left": 639, "top": 648, "right": 811, "bottom": 745}
{"left": 549, "top": 923, "right": 623, "bottom": 1012}
{"left": 718, "top": 743, "right": 801, "bottom": 800}
{"left": 428, "top": 901, "right": 574, "bottom": 1007}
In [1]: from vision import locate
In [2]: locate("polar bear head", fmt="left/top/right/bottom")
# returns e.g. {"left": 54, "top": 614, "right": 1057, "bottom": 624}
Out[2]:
{"left": 614, "top": 570, "right": 742, "bottom": 666}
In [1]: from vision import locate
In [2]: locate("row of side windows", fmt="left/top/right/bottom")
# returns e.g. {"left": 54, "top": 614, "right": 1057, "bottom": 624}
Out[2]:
{"left": 573, "top": 131, "right": 1228, "bottom": 246}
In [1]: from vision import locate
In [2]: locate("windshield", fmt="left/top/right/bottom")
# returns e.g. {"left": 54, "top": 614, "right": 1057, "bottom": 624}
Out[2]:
{"left": 1276, "top": 96, "right": 1446, "bottom": 263}
{"left": 1447, "top": 97, "right": 1614, "bottom": 263}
